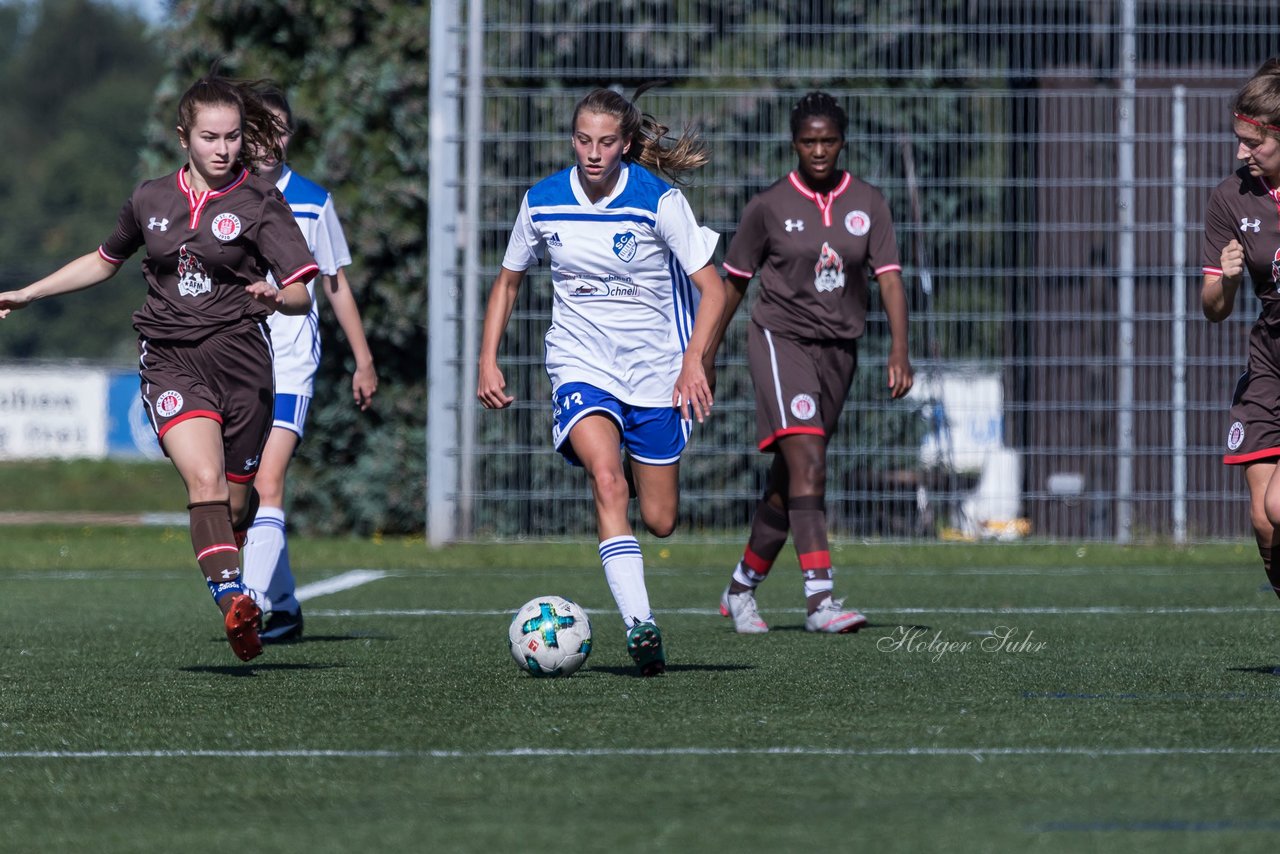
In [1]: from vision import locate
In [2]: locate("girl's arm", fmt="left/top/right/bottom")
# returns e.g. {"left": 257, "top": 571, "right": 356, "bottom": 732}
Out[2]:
{"left": 673, "top": 262, "right": 727, "bottom": 422}
{"left": 321, "top": 269, "right": 378, "bottom": 409}
{"left": 477, "top": 266, "right": 526, "bottom": 409}
{"left": 0, "top": 252, "right": 120, "bottom": 318}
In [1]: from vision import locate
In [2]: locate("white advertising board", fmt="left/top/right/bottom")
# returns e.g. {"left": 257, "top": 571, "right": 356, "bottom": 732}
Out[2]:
{"left": 0, "top": 367, "right": 109, "bottom": 459}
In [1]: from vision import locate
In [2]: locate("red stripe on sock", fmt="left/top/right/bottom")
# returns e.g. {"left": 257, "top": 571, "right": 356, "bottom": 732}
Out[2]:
{"left": 742, "top": 548, "right": 774, "bottom": 574}
{"left": 196, "top": 544, "right": 239, "bottom": 561}
{"left": 798, "top": 550, "right": 831, "bottom": 571}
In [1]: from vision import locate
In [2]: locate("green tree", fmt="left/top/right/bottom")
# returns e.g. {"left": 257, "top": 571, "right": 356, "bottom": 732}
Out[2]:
{"left": 0, "top": 0, "right": 164, "bottom": 363}
{"left": 146, "top": 0, "right": 428, "bottom": 535}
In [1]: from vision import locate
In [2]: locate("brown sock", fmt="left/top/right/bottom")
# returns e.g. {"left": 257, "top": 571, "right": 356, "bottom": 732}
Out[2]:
{"left": 789, "top": 495, "right": 834, "bottom": 612}
{"left": 188, "top": 501, "right": 244, "bottom": 613}
{"left": 730, "top": 498, "right": 790, "bottom": 593}
{"left": 1262, "top": 544, "right": 1280, "bottom": 602}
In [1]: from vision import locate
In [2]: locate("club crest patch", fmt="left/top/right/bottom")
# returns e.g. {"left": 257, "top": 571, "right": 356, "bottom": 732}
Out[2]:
{"left": 845, "top": 210, "right": 870, "bottom": 236}
{"left": 1227, "top": 421, "right": 1245, "bottom": 451}
{"left": 790, "top": 393, "right": 817, "bottom": 420}
{"left": 176, "top": 245, "right": 212, "bottom": 297}
{"left": 814, "top": 242, "right": 846, "bottom": 293}
{"left": 211, "top": 212, "right": 242, "bottom": 242}
{"left": 156, "top": 390, "right": 184, "bottom": 419}
{"left": 612, "top": 232, "right": 637, "bottom": 262}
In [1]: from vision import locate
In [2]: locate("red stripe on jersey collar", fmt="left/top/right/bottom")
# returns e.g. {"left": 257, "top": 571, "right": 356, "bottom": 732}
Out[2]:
{"left": 176, "top": 167, "right": 249, "bottom": 229}
{"left": 788, "top": 171, "right": 852, "bottom": 227}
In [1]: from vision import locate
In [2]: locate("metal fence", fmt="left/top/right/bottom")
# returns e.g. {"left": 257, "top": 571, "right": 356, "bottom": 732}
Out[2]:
{"left": 427, "top": 0, "right": 1280, "bottom": 544}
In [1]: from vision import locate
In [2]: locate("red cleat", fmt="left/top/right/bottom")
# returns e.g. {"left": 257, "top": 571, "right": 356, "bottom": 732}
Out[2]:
{"left": 223, "top": 594, "right": 263, "bottom": 661}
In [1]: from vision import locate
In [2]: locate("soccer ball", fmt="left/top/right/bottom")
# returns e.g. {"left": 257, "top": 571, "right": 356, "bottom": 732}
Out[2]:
{"left": 508, "top": 595, "right": 593, "bottom": 677}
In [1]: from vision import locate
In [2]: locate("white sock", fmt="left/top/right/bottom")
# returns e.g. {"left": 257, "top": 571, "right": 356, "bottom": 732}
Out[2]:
{"left": 732, "top": 562, "right": 765, "bottom": 589}
{"left": 599, "top": 535, "right": 651, "bottom": 630}
{"left": 803, "top": 577, "right": 834, "bottom": 600}
{"left": 241, "top": 506, "right": 299, "bottom": 614}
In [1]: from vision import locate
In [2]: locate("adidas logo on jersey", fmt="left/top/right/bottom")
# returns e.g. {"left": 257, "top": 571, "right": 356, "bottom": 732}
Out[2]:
{"left": 548, "top": 232, "right": 563, "bottom": 247}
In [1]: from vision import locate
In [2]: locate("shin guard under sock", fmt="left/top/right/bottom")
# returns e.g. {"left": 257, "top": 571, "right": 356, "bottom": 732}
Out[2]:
{"left": 188, "top": 500, "right": 245, "bottom": 605}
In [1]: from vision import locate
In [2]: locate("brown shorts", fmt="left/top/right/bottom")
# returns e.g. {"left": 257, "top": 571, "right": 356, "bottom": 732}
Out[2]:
{"left": 747, "top": 319, "right": 857, "bottom": 452}
{"left": 1224, "top": 320, "right": 1280, "bottom": 465}
{"left": 138, "top": 323, "right": 274, "bottom": 483}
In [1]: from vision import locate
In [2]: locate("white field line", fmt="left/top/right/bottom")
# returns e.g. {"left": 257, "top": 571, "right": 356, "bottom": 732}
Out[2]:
{"left": 0, "top": 565, "right": 1253, "bottom": 583}
{"left": 307, "top": 605, "right": 1278, "bottom": 618}
{"left": 3, "top": 746, "right": 1280, "bottom": 760}
{"left": 294, "top": 569, "right": 388, "bottom": 603}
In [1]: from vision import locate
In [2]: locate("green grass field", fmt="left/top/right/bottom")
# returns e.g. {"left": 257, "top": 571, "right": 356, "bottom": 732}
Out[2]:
{"left": 2, "top": 528, "right": 1279, "bottom": 853}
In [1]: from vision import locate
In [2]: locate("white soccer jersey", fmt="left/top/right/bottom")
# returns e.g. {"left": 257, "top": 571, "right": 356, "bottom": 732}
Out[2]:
{"left": 501, "top": 163, "right": 719, "bottom": 407}
{"left": 267, "top": 165, "right": 353, "bottom": 396}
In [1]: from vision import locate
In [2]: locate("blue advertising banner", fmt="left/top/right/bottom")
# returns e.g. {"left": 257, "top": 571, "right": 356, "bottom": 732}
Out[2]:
{"left": 106, "top": 372, "right": 162, "bottom": 459}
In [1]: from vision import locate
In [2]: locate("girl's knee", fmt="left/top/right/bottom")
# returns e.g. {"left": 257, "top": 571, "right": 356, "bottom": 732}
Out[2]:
{"left": 590, "top": 468, "right": 630, "bottom": 510}
{"left": 642, "top": 512, "right": 677, "bottom": 539}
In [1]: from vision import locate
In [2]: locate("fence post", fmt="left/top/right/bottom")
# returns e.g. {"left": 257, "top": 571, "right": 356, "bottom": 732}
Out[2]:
{"left": 458, "top": 0, "right": 485, "bottom": 539}
{"left": 1171, "top": 85, "right": 1188, "bottom": 543}
{"left": 427, "top": 0, "right": 462, "bottom": 545}
{"left": 1115, "top": 0, "right": 1137, "bottom": 543}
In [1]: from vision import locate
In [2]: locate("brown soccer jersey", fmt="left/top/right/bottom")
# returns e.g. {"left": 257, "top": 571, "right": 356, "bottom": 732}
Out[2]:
{"left": 1203, "top": 167, "right": 1280, "bottom": 464}
{"left": 723, "top": 171, "right": 902, "bottom": 341}
{"left": 99, "top": 167, "right": 318, "bottom": 343}
{"left": 1202, "top": 167, "right": 1280, "bottom": 328}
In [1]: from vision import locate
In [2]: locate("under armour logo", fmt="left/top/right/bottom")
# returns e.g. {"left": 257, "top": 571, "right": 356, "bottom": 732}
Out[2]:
{"left": 220, "top": 568, "right": 238, "bottom": 580}
{"left": 785, "top": 219, "right": 805, "bottom": 232}
{"left": 148, "top": 217, "right": 169, "bottom": 232}
{"left": 1241, "top": 217, "right": 1261, "bottom": 233}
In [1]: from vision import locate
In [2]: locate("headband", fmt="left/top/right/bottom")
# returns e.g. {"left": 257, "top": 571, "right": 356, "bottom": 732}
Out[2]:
{"left": 1234, "top": 112, "right": 1280, "bottom": 134}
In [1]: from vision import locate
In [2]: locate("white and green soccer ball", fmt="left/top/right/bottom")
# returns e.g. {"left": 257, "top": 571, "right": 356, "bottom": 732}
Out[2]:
{"left": 508, "top": 595, "right": 593, "bottom": 677}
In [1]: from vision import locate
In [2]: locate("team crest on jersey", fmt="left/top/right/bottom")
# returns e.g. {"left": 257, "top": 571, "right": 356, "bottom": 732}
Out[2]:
{"left": 1227, "top": 420, "right": 1245, "bottom": 451}
{"left": 613, "top": 231, "right": 638, "bottom": 262}
{"left": 790, "top": 394, "right": 817, "bottom": 421}
{"left": 156, "top": 390, "right": 184, "bottom": 419}
{"left": 845, "top": 210, "right": 871, "bottom": 236}
{"left": 1273, "top": 247, "right": 1280, "bottom": 287}
{"left": 176, "top": 245, "right": 213, "bottom": 297}
{"left": 211, "top": 212, "right": 242, "bottom": 242}
{"left": 814, "top": 242, "right": 846, "bottom": 293}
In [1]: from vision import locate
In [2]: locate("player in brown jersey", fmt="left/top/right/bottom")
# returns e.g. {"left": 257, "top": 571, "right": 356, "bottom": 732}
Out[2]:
{"left": 711, "top": 92, "right": 913, "bottom": 634}
{"left": 1202, "top": 58, "right": 1280, "bottom": 606}
{"left": 0, "top": 74, "right": 318, "bottom": 662}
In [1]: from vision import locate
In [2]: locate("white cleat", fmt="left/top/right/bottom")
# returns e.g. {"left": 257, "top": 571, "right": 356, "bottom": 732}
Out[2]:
{"left": 804, "top": 597, "right": 867, "bottom": 633}
{"left": 721, "top": 585, "right": 769, "bottom": 634}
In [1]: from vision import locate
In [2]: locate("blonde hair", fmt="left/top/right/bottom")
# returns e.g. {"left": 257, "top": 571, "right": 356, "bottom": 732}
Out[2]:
{"left": 1232, "top": 57, "right": 1280, "bottom": 136}
{"left": 571, "top": 84, "right": 709, "bottom": 182}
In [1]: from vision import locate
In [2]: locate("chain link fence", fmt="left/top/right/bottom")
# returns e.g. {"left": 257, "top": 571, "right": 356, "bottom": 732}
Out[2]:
{"left": 428, "top": 0, "right": 1280, "bottom": 543}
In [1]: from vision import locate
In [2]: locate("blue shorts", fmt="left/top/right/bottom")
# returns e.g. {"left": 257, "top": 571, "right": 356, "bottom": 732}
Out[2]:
{"left": 551, "top": 382, "right": 690, "bottom": 467}
{"left": 272, "top": 392, "right": 311, "bottom": 439}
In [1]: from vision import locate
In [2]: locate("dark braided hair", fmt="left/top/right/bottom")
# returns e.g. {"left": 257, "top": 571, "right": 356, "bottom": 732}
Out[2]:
{"left": 790, "top": 91, "right": 848, "bottom": 140}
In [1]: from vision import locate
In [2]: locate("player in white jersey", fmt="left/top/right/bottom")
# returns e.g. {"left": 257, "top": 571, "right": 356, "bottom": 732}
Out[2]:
{"left": 478, "top": 86, "right": 726, "bottom": 676}
{"left": 240, "top": 87, "right": 378, "bottom": 642}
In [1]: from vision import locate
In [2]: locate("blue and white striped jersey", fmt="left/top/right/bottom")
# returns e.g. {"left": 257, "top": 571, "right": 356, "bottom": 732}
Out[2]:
{"left": 267, "top": 165, "right": 353, "bottom": 397}
{"left": 501, "top": 162, "right": 719, "bottom": 407}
